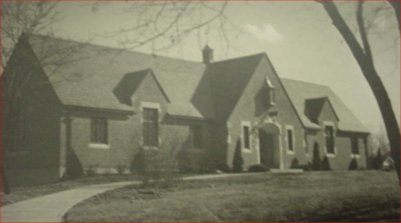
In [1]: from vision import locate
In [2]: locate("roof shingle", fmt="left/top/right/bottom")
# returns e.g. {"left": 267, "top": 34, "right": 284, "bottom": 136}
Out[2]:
{"left": 23, "top": 34, "right": 368, "bottom": 133}
{"left": 281, "top": 79, "right": 369, "bottom": 133}
{"left": 26, "top": 33, "right": 213, "bottom": 118}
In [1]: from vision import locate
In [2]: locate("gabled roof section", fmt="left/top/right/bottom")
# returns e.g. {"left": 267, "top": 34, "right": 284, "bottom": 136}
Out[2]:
{"left": 113, "top": 69, "right": 170, "bottom": 106}
{"left": 304, "top": 97, "right": 339, "bottom": 123}
{"left": 205, "top": 53, "right": 265, "bottom": 120}
{"left": 281, "top": 78, "right": 369, "bottom": 133}
{"left": 24, "top": 33, "right": 213, "bottom": 118}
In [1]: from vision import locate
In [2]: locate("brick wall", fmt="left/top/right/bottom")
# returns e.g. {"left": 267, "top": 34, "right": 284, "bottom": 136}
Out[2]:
{"left": 66, "top": 71, "right": 215, "bottom": 174}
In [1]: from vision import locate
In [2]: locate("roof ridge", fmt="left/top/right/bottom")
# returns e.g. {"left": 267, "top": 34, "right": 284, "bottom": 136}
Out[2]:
{"left": 305, "top": 96, "right": 329, "bottom": 101}
{"left": 210, "top": 52, "right": 266, "bottom": 65}
{"left": 281, "top": 78, "right": 330, "bottom": 88}
{"left": 25, "top": 32, "right": 204, "bottom": 65}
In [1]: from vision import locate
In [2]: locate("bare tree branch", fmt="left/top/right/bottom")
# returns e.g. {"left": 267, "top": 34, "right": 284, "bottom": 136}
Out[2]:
{"left": 94, "top": 1, "right": 229, "bottom": 53}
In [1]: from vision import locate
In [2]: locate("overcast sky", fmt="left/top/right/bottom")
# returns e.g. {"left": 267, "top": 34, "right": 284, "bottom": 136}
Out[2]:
{"left": 49, "top": 1, "right": 399, "bottom": 134}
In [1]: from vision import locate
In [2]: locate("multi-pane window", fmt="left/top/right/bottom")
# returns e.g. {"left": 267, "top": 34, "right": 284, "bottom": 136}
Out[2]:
{"left": 143, "top": 108, "right": 159, "bottom": 146}
{"left": 242, "top": 125, "right": 250, "bottom": 150}
{"left": 269, "top": 88, "right": 276, "bottom": 105}
{"left": 325, "top": 126, "right": 335, "bottom": 154}
{"left": 287, "top": 129, "right": 294, "bottom": 152}
{"left": 266, "top": 78, "right": 276, "bottom": 106}
{"left": 90, "top": 117, "right": 108, "bottom": 144}
{"left": 351, "top": 137, "right": 359, "bottom": 155}
{"left": 190, "top": 125, "right": 203, "bottom": 148}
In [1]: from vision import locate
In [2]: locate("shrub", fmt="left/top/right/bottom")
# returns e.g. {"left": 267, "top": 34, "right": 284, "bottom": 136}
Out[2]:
{"left": 85, "top": 165, "right": 97, "bottom": 177}
{"left": 176, "top": 150, "right": 193, "bottom": 173}
{"left": 62, "top": 150, "right": 84, "bottom": 180}
{"left": 232, "top": 139, "right": 244, "bottom": 173}
{"left": 248, "top": 164, "right": 268, "bottom": 172}
{"left": 375, "top": 150, "right": 383, "bottom": 169}
{"left": 382, "top": 157, "right": 394, "bottom": 171}
{"left": 116, "top": 165, "right": 127, "bottom": 175}
{"left": 132, "top": 146, "right": 181, "bottom": 188}
{"left": 176, "top": 149, "right": 207, "bottom": 174}
{"left": 312, "top": 143, "right": 321, "bottom": 171}
{"left": 368, "top": 150, "right": 384, "bottom": 170}
{"left": 321, "top": 156, "right": 331, "bottom": 171}
{"left": 216, "top": 163, "right": 231, "bottom": 173}
{"left": 348, "top": 158, "right": 358, "bottom": 170}
{"left": 299, "top": 162, "right": 313, "bottom": 171}
{"left": 131, "top": 149, "right": 145, "bottom": 175}
{"left": 367, "top": 155, "right": 377, "bottom": 169}
{"left": 290, "top": 158, "right": 300, "bottom": 169}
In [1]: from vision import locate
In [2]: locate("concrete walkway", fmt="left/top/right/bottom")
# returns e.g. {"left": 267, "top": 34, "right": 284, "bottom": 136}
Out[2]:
{"left": 1, "top": 172, "right": 266, "bottom": 222}
{"left": 1, "top": 181, "right": 135, "bottom": 222}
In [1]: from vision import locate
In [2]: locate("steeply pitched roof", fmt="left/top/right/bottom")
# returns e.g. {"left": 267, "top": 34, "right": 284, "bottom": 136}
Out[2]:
{"left": 113, "top": 69, "right": 170, "bottom": 106}
{"left": 22, "top": 34, "right": 369, "bottom": 134}
{"left": 281, "top": 79, "right": 369, "bottom": 133}
{"left": 304, "top": 97, "right": 339, "bottom": 123}
{"left": 205, "top": 53, "right": 265, "bottom": 120}
{"left": 25, "top": 33, "right": 213, "bottom": 118}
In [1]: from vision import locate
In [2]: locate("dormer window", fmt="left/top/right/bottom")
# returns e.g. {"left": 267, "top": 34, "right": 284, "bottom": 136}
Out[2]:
{"left": 266, "top": 78, "right": 276, "bottom": 106}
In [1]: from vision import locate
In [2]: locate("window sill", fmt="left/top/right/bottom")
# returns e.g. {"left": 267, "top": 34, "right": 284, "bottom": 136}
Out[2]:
{"left": 351, "top": 154, "right": 360, "bottom": 159}
{"left": 143, "top": 146, "right": 159, "bottom": 150}
{"left": 242, "top": 149, "right": 252, "bottom": 153}
{"left": 88, "top": 143, "right": 110, "bottom": 149}
{"left": 286, "top": 150, "right": 295, "bottom": 155}
{"left": 326, "top": 153, "right": 336, "bottom": 158}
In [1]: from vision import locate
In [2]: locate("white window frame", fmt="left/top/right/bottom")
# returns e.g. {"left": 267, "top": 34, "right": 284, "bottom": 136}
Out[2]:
{"left": 140, "top": 102, "right": 161, "bottom": 149}
{"left": 89, "top": 143, "right": 110, "bottom": 150}
{"left": 88, "top": 117, "right": 110, "bottom": 149}
{"left": 241, "top": 121, "right": 252, "bottom": 152}
{"left": 323, "top": 121, "right": 336, "bottom": 157}
{"left": 285, "top": 125, "right": 295, "bottom": 154}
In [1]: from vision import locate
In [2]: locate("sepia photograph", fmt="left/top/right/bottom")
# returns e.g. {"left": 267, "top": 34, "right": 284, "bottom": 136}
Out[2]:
{"left": 1, "top": 0, "right": 400, "bottom": 222}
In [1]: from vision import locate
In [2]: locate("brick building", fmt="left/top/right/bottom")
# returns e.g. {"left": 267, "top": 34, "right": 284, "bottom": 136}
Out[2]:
{"left": 4, "top": 34, "right": 369, "bottom": 186}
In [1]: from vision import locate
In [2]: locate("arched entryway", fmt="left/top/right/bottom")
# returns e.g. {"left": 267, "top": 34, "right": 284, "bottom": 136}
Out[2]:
{"left": 258, "top": 123, "right": 280, "bottom": 169}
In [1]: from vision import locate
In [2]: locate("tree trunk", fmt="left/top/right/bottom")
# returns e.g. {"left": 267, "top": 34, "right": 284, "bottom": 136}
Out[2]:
{"left": 361, "top": 63, "right": 400, "bottom": 179}
{"left": 387, "top": 0, "right": 400, "bottom": 30}
{"left": 320, "top": 1, "right": 400, "bottom": 180}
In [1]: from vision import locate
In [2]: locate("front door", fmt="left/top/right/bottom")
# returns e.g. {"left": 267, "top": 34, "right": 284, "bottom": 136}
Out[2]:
{"left": 259, "top": 129, "right": 277, "bottom": 168}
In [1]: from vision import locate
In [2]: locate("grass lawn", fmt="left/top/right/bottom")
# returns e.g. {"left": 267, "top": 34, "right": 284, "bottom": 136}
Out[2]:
{"left": 65, "top": 170, "right": 400, "bottom": 222}
{"left": 1, "top": 174, "right": 143, "bottom": 206}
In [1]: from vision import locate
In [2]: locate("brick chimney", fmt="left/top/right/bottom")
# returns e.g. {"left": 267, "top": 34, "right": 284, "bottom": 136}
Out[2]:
{"left": 202, "top": 45, "right": 213, "bottom": 65}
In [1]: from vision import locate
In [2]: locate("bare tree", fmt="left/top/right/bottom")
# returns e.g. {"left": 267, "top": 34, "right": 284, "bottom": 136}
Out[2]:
{"left": 318, "top": 0, "right": 400, "bottom": 179}
{"left": 92, "top": 1, "right": 230, "bottom": 53}
{"left": 1, "top": 1, "right": 59, "bottom": 69}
